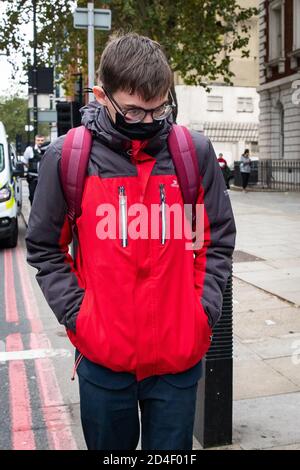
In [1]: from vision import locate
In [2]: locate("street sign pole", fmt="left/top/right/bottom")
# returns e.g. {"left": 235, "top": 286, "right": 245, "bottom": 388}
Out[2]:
{"left": 33, "top": 0, "right": 38, "bottom": 138}
{"left": 73, "top": 6, "right": 111, "bottom": 103}
{"left": 88, "top": 2, "right": 95, "bottom": 103}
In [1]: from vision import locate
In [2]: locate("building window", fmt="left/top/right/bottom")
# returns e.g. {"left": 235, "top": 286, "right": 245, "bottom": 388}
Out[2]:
{"left": 207, "top": 96, "right": 223, "bottom": 112}
{"left": 269, "top": 0, "right": 284, "bottom": 61}
{"left": 294, "top": 0, "right": 300, "bottom": 50}
{"left": 237, "top": 97, "right": 254, "bottom": 113}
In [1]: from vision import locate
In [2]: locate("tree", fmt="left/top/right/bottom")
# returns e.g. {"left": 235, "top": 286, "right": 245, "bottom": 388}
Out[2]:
{"left": 0, "top": 95, "right": 28, "bottom": 143}
{"left": 0, "top": 95, "right": 50, "bottom": 145}
{"left": 0, "top": 0, "right": 259, "bottom": 94}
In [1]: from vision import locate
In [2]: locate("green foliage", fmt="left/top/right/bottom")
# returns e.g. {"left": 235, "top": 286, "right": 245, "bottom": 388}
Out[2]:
{"left": 0, "top": 95, "right": 28, "bottom": 142}
{"left": 0, "top": 0, "right": 259, "bottom": 93}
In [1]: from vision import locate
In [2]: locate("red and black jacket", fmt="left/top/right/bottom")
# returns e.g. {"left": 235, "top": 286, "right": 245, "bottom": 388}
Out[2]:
{"left": 26, "top": 102, "right": 236, "bottom": 381}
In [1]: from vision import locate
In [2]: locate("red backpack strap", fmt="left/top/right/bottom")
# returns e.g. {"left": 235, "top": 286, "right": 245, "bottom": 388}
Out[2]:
{"left": 168, "top": 124, "right": 201, "bottom": 227}
{"left": 60, "top": 126, "right": 92, "bottom": 225}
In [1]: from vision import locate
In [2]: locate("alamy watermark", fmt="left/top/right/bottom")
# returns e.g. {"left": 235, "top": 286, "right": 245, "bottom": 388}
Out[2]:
{"left": 95, "top": 201, "right": 205, "bottom": 250}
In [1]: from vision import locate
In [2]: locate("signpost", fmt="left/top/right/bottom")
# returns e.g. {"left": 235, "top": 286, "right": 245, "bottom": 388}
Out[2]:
{"left": 29, "top": 109, "right": 57, "bottom": 123}
{"left": 73, "top": 5, "right": 112, "bottom": 102}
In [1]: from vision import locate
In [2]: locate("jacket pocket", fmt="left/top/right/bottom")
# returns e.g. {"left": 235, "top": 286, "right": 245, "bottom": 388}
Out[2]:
{"left": 194, "top": 290, "right": 213, "bottom": 343}
{"left": 66, "top": 289, "right": 89, "bottom": 346}
{"left": 74, "top": 288, "right": 91, "bottom": 334}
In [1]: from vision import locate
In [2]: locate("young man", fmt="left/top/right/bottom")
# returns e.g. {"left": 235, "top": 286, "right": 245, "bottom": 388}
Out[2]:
{"left": 22, "top": 134, "right": 46, "bottom": 205}
{"left": 26, "top": 33, "right": 236, "bottom": 451}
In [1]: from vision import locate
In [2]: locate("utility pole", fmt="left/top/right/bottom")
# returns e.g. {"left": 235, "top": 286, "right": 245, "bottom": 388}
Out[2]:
{"left": 73, "top": 2, "right": 111, "bottom": 102}
{"left": 32, "top": 0, "right": 38, "bottom": 138}
{"left": 87, "top": 2, "right": 95, "bottom": 103}
{"left": 27, "top": 108, "right": 31, "bottom": 146}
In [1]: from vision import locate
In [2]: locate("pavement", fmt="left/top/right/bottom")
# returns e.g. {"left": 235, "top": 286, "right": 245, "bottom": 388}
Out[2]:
{"left": 227, "top": 189, "right": 300, "bottom": 450}
{"left": 1, "top": 182, "right": 300, "bottom": 450}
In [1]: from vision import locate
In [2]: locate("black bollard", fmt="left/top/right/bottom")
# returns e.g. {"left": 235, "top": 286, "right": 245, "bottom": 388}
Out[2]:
{"left": 193, "top": 265, "right": 233, "bottom": 448}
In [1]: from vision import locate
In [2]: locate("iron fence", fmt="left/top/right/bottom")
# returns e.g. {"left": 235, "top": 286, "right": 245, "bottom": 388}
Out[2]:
{"left": 259, "top": 160, "right": 300, "bottom": 191}
{"left": 234, "top": 160, "right": 300, "bottom": 191}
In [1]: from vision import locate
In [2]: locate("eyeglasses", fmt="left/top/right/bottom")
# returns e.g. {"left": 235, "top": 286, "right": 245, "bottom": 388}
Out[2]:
{"left": 103, "top": 88, "right": 176, "bottom": 124}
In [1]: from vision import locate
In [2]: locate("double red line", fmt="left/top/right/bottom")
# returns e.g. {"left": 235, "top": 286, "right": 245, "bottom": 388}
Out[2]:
{"left": 3, "top": 246, "right": 77, "bottom": 450}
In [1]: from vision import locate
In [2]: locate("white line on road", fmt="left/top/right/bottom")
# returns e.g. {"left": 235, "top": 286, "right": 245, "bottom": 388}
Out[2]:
{"left": 0, "top": 348, "right": 72, "bottom": 362}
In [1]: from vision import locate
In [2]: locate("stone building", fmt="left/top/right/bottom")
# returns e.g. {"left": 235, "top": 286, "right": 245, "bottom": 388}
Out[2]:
{"left": 258, "top": 0, "right": 300, "bottom": 159}
{"left": 176, "top": 0, "right": 260, "bottom": 165}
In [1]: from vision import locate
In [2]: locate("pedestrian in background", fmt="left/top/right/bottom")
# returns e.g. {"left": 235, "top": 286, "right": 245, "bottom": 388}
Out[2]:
{"left": 22, "top": 134, "right": 45, "bottom": 205}
{"left": 240, "top": 149, "right": 252, "bottom": 192}
{"left": 217, "top": 153, "right": 231, "bottom": 190}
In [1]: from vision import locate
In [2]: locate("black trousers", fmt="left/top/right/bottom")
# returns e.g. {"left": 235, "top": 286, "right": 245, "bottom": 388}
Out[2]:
{"left": 78, "top": 372, "right": 198, "bottom": 451}
{"left": 221, "top": 169, "right": 231, "bottom": 189}
{"left": 241, "top": 172, "right": 250, "bottom": 189}
{"left": 27, "top": 175, "right": 38, "bottom": 205}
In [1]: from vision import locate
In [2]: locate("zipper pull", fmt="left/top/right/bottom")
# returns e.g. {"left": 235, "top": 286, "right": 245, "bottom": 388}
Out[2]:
{"left": 160, "top": 184, "right": 166, "bottom": 245}
{"left": 119, "top": 186, "right": 128, "bottom": 248}
{"left": 71, "top": 353, "right": 84, "bottom": 381}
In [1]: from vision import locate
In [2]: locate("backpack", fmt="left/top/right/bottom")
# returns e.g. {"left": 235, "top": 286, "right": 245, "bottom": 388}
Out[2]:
{"left": 60, "top": 124, "right": 201, "bottom": 230}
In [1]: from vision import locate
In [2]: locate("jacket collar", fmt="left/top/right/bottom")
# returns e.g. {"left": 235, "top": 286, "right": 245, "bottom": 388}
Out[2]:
{"left": 80, "top": 100, "right": 172, "bottom": 154}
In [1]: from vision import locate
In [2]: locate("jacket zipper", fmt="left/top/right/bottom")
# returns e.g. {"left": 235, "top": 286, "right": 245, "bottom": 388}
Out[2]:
{"left": 160, "top": 184, "right": 166, "bottom": 245}
{"left": 119, "top": 186, "right": 128, "bottom": 247}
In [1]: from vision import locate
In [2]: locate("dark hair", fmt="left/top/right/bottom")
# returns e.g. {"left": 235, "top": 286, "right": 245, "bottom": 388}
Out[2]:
{"left": 97, "top": 32, "right": 173, "bottom": 101}
{"left": 244, "top": 149, "right": 250, "bottom": 155}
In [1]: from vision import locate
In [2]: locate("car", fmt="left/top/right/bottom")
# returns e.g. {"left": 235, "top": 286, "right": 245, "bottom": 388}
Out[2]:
{"left": 0, "top": 121, "right": 24, "bottom": 248}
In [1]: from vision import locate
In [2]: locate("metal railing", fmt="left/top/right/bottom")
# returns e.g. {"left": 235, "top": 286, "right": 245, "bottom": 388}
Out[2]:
{"left": 259, "top": 160, "right": 300, "bottom": 191}
{"left": 234, "top": 160, "right": 300, "bottom": 192}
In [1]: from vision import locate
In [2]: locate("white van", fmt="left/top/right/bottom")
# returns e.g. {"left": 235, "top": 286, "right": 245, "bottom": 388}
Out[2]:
{"left": 0, "top": 121, "right": 23, "bottom": 248}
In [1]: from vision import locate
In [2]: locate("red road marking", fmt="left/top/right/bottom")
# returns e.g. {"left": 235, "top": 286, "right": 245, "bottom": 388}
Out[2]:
{"left": 15, "top": 246, "right": 43, "bottom": 334}
{"left": 15, "top": 245, "right": 77, "bottom": 450}
{"left": 4, "top": 249, "right": 18, "bottom": 323}
{"left": 6, "top": 333, "right": 35, "bottom": 450}
{"left": 30, "top": 333, "right": 77, "bottom": 450}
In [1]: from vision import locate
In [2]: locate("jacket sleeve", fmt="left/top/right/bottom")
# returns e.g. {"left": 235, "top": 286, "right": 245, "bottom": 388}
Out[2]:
{"left": 25, "top": 137, "right": 85, "bottom": 333}
{"left": 21, "top": 146, "right": 33, "bottom": 165}
{"left": 192, "top": 132, "right": 236, "bottom": 327}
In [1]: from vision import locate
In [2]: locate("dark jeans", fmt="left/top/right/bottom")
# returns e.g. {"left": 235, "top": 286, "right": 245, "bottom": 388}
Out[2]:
{"left": 221, "top": 170, "right": 230, "bottom": 189}
{"left": 27, "top": 175, "right": 38, "bottom": 205}
{"left": 78, "top": 372, "right": 198, "bottom": 451}
{"left": 241, "top": 172, "right": 250, "bottom": 189}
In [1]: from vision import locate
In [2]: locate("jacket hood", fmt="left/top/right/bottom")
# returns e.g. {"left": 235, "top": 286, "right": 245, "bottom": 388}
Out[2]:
{"left": 80, "top": 100, "right": 173, "bottom": 154}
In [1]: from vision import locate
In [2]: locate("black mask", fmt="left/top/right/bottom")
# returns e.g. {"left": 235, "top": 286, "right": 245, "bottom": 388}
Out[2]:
{"left": 113, "top": 111, "right": 164, "bottom": 141}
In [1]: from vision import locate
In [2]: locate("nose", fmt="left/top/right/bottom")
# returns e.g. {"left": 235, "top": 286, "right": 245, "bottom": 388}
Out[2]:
{"left": 143, "top": 111, "right": 154, "bottom": 124}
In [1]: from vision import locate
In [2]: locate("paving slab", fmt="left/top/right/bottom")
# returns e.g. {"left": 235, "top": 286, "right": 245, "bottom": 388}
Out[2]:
{"left": 233, "top": 357, "right": 298, "bottom": 400}
{"left": 265, "top": 356, "right": 300, "bottom": 387}
{"left": 233, "top": 392, "right": 300, "bottom": 450}
{"left": 234, "top": 307, "right": 300, "bottom": 340}
{"left": 233, "top": 337, "right": 261, "bottom": 361}
{"left": 238, "top": 334, "right": 300, "bottom": 360}
{"left": 234, "top": 273, "right": 300, "bottom": 306}
{"left": 264, "top": 443, "right": 300, "bottom": 450}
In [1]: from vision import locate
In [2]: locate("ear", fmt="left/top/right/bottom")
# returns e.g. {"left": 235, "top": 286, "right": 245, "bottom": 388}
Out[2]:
{"left": 93, "top": 86, "right": 107, "bottom": 106}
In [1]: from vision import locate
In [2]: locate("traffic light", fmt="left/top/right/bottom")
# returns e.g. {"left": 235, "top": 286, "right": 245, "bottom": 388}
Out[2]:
{"left": 56, "top": 101, "right": 82, "bottom": 136}
{"left": 15, "top": 134, "right": 23, "bottom": 155}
